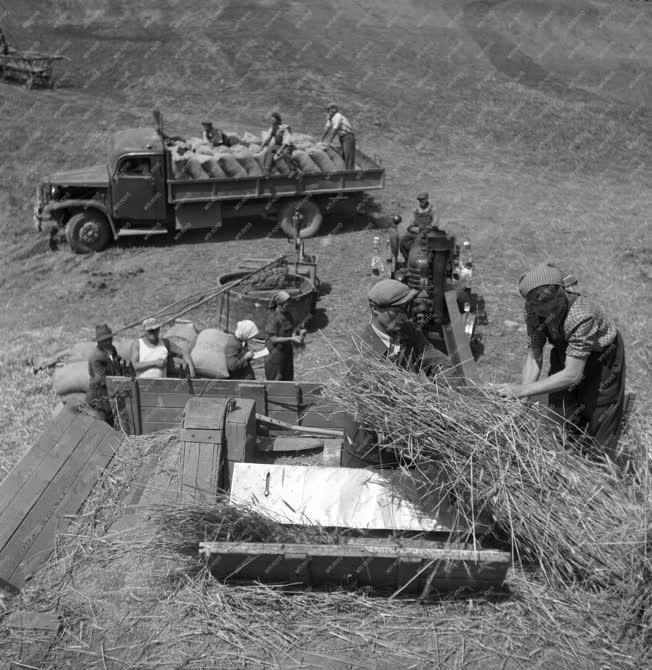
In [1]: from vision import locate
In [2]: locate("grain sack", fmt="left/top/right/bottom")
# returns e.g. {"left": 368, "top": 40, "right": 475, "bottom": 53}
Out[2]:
{"left": 242, "top": 131, "right": 258, "bottom": 144}
{"left": 233, "top": 147, "right": 264, "bottom": 176}
{"left": 53, "top": 360, "right": 90, "bottom": 395}
{"left": 224, "top": 131, "right": 243, "bottom": 146}
{"left": 194, "top": 143, "right": 215, "bottom": 156}
{"left": 252, "top": 149, "right": 268, "bottom": 172}
{"left": 325, "top": 146, "right": 346, "bottom": 171}
{"left": 213, "top": 145, "right": 232, "bottom": 154}
{"left": 171, "top": 154, "right": 191, "bottom": 180}
{"left": 307, "top": 146, "right": 336, "bottom": 172}
{"left": 291, "top": 149, "right": 321, "bottom": 173}
{"left": 198, "top": 155, "right": 227, "bottom": 178}
{"left": 188, "top": 136, "right": 206, "bottom": 150}
{"left": 292, "top": 132, "right": 316, "bottom": 146}
{"left": 247, "top": 143, "right": 261, "bottom": 153}
{"left": 187, "top": 154, "right": 210, "bottom": 179}
{"left": 217, "top": 153, "right": 247, "bottom": 178}
{"left": 191, "top": 328, "right": 230, "bottom": 379}
{"left": 165, "top": 319, "right": 198, "bottom": 351}
{"left": 62, "top": 392, "right": 88, "bottom": 407}
{"left": 68, "top": 338, "right": 132, "bottom": 363}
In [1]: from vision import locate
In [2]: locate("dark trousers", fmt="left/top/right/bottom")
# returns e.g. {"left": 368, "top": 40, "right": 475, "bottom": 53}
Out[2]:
{"left": 340, "top": 132, "right": 356, "bottom": 170}
{"left": 548, "top": 332, "right": 626, "bottom": 462}
{"left": 86, "top": 387, "right": 115, "bottom": 427}
{"left": 264, "top": 344, "right": 294, "bottom": 381}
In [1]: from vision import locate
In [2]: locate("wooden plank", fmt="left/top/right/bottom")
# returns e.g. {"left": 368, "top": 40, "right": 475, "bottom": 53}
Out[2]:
{"left": 141, "top": 420, "right": 179, "bottom": 434}
{"left": 202, "top": 380, "right": 243, "bottom": 395}
{"left": 299, "top": 406, "right": 349, "bottom": 430}
{"left": 0, "top": 411, "right": 95, "bottom": 551}
{"left": 265, "top": 409, "right": 300, "bottom": 425}
{"left": 140, "top": 406, "right": 185, "bottom": 424}
{"left": 183, "top": 397, "right": 231, "bottom": 429}
{"left": 0, "top": 409, "right": 77, "bottom": 518}
{"left": 179, "top": 428, "right": 223, "bottom": 443}
{"left": 200, "top": 541, "right": 510, "bottom": 593}
{"left": 0, "top": 419, "right": 114, "bottom": 583}
{"left": 238, "top": 382, "right": 267, "bottom": 415}
{"left": 265, "top": 381, "right": 300, "bottom": 395}
{"left": 443, "top": 290, "right": 478, "bottom": 381}
{"left": 139, "top": 391, "right": 204, "bottom": 409}
{"left": 13, "top": 428, "right": 121, "bottom": 585}
{"left": 200, "top": 541, "right": 510, "bottom": 564}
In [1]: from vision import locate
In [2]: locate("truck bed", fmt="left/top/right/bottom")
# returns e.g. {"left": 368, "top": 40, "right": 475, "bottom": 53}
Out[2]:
{"left": 166, "top": 148, "right": 384, "bottom": 204}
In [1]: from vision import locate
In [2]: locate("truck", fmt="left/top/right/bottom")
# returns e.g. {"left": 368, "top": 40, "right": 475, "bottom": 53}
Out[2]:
{"left": 33, "top": 112, "right": 385, "bottom": 253}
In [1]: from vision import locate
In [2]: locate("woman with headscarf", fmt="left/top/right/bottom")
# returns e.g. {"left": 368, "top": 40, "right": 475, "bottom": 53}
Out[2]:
{"left": 494, "top": 263, "right": 627, "bottom": 462}
{"left": 264, "top": 290, "right": 306, "bottom": 381}
{"left": 225, "top": 320, "right": 259, "bottom": 380}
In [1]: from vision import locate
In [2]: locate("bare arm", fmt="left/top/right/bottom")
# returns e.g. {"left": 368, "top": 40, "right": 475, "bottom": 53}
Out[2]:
{"left": 166, "top": 338, "right": 196, "bottom": 376}
{"left": 521, "top": 348, "right": 543, "bottom": 385}
{"left": 516, "top": 355, "right": 586, "bottom": 398}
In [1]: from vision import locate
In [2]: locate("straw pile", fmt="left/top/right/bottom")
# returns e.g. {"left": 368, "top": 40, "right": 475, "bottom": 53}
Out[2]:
{"left": 325, "top": 350, "right": 649, "bottom": 589}
{"left": 1, "top": 420, "right": 649, "bottom": 668}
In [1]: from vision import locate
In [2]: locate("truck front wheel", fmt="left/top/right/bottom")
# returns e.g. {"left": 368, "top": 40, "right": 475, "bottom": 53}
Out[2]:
{"left": 279, "top": 200, "right": 323, "bottom": 239}
{"left": 65, "top": 211, "right": 112, "bottom": 253}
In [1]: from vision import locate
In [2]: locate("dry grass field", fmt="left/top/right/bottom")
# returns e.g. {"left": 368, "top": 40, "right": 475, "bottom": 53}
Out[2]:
{"left": 0, "top": 0, "right": 650, "bottom": 667}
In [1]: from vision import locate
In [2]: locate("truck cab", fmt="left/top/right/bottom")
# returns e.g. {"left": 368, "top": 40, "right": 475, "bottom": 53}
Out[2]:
{"left": 34, "top": 128, "right": 171, "bottom": 252}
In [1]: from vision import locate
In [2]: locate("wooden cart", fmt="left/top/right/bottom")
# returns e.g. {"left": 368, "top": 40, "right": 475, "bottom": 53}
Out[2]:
{"left": 0, "top": 49, "right": 64, "bottom": 88}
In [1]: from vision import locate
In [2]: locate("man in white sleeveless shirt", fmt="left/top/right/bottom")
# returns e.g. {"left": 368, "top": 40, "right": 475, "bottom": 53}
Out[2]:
{"left": 130, "top": 318, "right": 196, "bottom": 378}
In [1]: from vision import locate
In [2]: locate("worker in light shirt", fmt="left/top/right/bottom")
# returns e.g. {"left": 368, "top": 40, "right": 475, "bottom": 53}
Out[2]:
{"left": 321, "top": 103, "right": 356, "bottom": 170}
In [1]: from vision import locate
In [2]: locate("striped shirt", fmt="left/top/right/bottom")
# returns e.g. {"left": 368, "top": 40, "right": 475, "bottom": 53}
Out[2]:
{"left": 525, "top": 295, "right": 617, "bottom": 359}
{"left": 325, "top": 111, "right": 353, "bottom": 137}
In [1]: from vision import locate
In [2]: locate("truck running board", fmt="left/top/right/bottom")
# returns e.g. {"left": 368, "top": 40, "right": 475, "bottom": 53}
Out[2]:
{"left": 116, "top": 228, "right": 168, "bottom": 237}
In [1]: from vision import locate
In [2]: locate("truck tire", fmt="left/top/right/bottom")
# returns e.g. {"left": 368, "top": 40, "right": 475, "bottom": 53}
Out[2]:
{"left": 65, "top": 211, "right": 112, "bottom": 253}
{"left": 278, "top": 200, "right": 323, "bottom": 239}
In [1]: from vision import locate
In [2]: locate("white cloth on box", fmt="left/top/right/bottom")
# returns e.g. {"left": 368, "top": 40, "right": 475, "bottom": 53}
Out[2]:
{"left": 137, "top": 337, "right": 168, "bottom": 378}
{"left": 234, "top": 320, "right": 259, "bottom": 342}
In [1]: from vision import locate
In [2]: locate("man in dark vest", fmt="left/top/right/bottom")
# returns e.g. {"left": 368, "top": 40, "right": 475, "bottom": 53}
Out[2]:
{"left": 86, "top": 324, "right": 123, "bottom": 426}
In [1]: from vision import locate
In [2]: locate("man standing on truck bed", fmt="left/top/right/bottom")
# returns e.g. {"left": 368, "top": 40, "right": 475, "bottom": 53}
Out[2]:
{"left": 397, "top": 192, "right": 440, "bottom": 261}
{"left": 321, "top": 103, "right": 356, "bottom": 170}
{"left": 261, "top": 112, "right": 296, "bottom": 176}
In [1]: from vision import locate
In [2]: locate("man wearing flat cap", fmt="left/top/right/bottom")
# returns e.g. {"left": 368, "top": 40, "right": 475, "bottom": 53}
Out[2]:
{"left": 494, "top": 263, "right": 627, "bottom": 462}
{"left": 321, "top": 103, "right": 356, "bottom": 170}
{"left": 130, "top": 318, "right": 195, "bottom": 379}
{"left": 362, "top": 278, "right": 454, "bottom": 379}
{"left": 86, "top": 324, "right": 123, "bottom": 426}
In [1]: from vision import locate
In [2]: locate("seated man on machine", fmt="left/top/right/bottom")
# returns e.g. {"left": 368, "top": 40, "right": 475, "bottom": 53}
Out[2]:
{"left": 397, "top": 192, "right": 440, "bottom": 262}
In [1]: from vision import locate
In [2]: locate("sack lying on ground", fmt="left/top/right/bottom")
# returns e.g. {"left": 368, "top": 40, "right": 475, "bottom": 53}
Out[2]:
{"left": 165, "top": 319, "right": 198, "bottom": 351}
{"left": 191, "top": 328, "right": 230, "bottom": 378}
{"left": 53, "top": 360, "right": 90, "bottom": 395}
{"left": 291, "top": 149, "right": 321, "bottom": 173}
{"left": 307, "top": 146, "right": 336, "bottom": 172}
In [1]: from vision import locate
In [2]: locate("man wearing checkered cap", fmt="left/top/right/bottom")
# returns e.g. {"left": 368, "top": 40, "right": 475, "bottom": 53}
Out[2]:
{"left": 494, "top": 263, "right": 627, "bottom": 462}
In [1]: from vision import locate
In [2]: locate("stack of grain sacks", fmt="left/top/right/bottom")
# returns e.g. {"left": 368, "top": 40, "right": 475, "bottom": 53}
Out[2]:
{"left": 50, "top": 320, "right": 236, "bottom": 409}
{"left": 167, "top": 130, "right": 352, "bottom": 181}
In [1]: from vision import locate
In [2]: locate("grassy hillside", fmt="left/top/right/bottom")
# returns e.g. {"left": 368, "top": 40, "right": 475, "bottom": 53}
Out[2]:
{"left": 0, "top": 0, "right": 650, "bottom": 465}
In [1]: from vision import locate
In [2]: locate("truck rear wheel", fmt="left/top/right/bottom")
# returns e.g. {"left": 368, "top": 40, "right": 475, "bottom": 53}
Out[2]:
{"left": 279, "top": 200, "right": 323, "bottom": 239}
{"left": 66, "top": 211, "right": 112, "bottom": 253}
